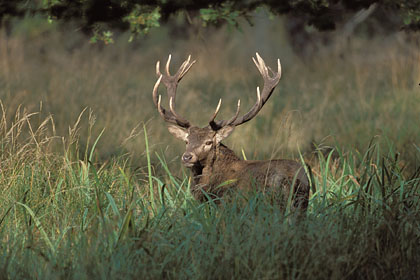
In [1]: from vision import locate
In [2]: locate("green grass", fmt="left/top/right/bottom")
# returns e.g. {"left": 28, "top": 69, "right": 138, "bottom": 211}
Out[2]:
{"left": 0, "top": 108, "right": 419, "bottom": 279}
{"left": 0, "top": 17, "right": 419, "bottom": 279}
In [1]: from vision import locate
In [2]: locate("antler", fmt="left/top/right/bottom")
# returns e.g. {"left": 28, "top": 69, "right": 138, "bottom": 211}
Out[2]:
{"left": 152, "top": 54, "right": 196, "bottom": 128}
{"left": 209, "top": 53, "right": 282, "bottom": 130}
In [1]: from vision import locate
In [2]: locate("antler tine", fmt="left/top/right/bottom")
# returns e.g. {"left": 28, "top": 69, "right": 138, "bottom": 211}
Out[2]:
{"left": 163, "top": 54, "right": 196, "bottom": 80}
{"left": 229, "top": 53, "right": 282, "bottom": 127}
{"left": 209, "top": 99, "right": 222, "bottom": 122}
{"left": 209, "top": 99, "right": 241, "bottom": 130}
{"left": 165, "top": 54, "right": 172, "bottom": 76}
{"left": 169, "top": 97, "right": 190, "bottom": 126}
{"left": 156, "top": 61, "right": 161, "bottom": 76}
{"left": 177, "top": 55, "right": 196, "bottom": 81}
{"left": 259, "top": 53, "right": 270, "bottom": 77}
{"left": 153, "top": 76, "right": 189, "bottom": 126}
{"left": 152, "top": 74, "right": 163, "bottom": 107}
{"left": 152, "top": 55, "right": 195, "bottom": 128}
{"left": 226, "top": 99, "right": 241, "bottom": 125}
{"left": 157, "top": 95, "right": 166, "bottom": 118}
{"left": 251, "top": 55, "right": 261, "bottom": 75}
{"left": 207, "top": 53, "right": 280, "bottom": 130}
{"left": 256, "top": 86, "right": 261, "bottom": 105}
{"left": 208, "top": 99, "right": 222, "bottom": 129}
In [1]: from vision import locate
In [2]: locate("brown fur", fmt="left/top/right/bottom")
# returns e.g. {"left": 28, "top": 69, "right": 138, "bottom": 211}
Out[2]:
{"left": 170, "top": 126, "right": 310, "bottom": 210}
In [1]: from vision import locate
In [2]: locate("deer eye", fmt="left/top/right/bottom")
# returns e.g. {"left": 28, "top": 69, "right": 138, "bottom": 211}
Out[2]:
{"left": 205, "top": 141, "right": 213, "bottom": 146}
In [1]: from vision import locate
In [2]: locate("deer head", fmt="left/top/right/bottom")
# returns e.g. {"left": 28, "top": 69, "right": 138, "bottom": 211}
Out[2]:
{"left": 165, "top": 125, "right": 235, "bottom": 167}
{"left": 152, "top": 53, "right": 282, "bottom": 167}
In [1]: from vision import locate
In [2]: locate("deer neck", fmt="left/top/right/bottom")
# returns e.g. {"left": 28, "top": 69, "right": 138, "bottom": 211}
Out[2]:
{"left": 190, "top": 143, "right": 239, "bottom": 182}
{"left": 211, "top": 143, "right": 240, "bottom": 167}
{"left": 190, "top": 162, "right": 204, "bottom": 184}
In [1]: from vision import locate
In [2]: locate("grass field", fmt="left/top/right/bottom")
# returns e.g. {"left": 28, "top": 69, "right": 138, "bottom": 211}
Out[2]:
{"left": 0, "top": 17, "right": 420, "bottom": 279}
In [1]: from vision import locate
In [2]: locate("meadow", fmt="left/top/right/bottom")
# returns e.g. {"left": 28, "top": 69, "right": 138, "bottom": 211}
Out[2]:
{"left": 0, "top": 17, "right": 419, "bottom": 279}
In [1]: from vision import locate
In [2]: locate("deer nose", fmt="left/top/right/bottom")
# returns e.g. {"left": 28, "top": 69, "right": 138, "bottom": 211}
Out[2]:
{"left": 182, "top": 153, "right": 193, "bottom": 162}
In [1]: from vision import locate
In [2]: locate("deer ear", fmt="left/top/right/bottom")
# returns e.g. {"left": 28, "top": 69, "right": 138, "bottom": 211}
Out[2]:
{"left": 215, "top": 125, "right": 235, "bottom": 143}
{"left": 167, "top": 125, "right": 188, "bottom": 142}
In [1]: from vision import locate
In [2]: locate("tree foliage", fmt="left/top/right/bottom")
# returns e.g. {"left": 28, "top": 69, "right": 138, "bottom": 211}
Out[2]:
{"left": 1, "top": 0, "right": 419, "bottom": 40}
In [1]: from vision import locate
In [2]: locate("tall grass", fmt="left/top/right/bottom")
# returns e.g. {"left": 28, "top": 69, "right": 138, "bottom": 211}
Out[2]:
{"left": 0, "top": 107, "right": 419, "bottom": 279}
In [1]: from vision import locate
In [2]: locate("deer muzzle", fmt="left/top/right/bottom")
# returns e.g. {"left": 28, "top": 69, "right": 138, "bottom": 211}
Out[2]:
{"left": 182, "top": 152, "right": 197, "bottom": 167}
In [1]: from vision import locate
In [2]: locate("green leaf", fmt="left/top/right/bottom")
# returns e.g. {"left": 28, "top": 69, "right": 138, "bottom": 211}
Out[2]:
{"left": 17, "top": 203, "right": 55, "bottom": 253}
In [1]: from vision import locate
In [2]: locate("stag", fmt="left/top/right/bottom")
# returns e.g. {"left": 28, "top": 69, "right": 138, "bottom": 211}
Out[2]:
{"left": 152, "top": 53, "right": 311, "bottom": 210}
